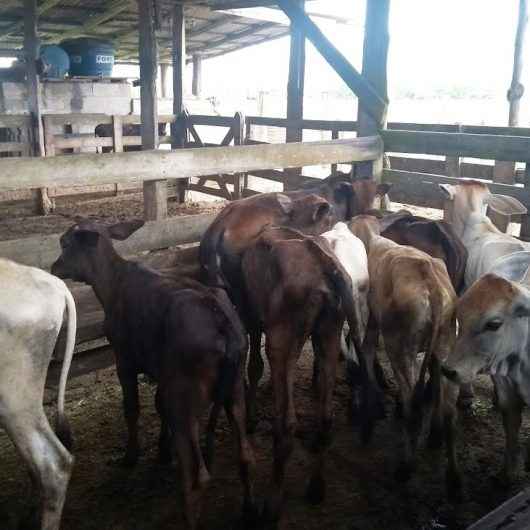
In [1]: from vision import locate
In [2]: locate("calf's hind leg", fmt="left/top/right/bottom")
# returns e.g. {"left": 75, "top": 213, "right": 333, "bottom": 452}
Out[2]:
{"left": 306, "top": 320, "right": 341, "bottom": 505}
{"left": 2, "top": 406, "right": 73, "bottom": 530}
{"left": 116, "top": 361, "right": 140, "bottom": 467}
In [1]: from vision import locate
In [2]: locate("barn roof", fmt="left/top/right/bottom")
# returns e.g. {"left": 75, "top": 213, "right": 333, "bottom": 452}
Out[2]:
{"left": 0, "top": 1, "right": 319, "bottom": 64}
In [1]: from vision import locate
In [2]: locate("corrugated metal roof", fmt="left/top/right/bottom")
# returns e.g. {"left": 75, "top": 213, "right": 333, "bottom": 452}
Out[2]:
{"left": 0, "top": 0, "right": 295, "bottom": 64}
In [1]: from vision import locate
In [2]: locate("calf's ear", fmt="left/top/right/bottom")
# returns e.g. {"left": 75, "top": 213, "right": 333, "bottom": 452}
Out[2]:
{"left": 313, "top": 201, "right": 331, "bottom": 223}
{"left": 485, "top": 194, "right": 527, "bottom": 217}
{"left": 107, "top": 219, "right": 145, "bottom": 240}
{"left": 439, "top": 183, "right": 456, "bottom": 200}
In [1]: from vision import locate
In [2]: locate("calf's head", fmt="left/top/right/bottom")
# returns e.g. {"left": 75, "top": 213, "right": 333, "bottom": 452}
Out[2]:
{"left": 277, "top": 193, "right": 334, "bottom": 234}
{"left": 439, "top": 180, "right": 527, "bottom": 237}
{"left": 316, "top": 173, "right": 391, "bottom": 221}
{"left": 51, "top": 219, "right": 144, "bottom": 283}
{"left": 442, "top": 274, "right": 530, "bottom": 385}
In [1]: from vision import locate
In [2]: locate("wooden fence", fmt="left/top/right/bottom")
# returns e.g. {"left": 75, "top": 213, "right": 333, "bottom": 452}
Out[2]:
{"left": 3, "top": 111, "right": 530, "bottom": 212}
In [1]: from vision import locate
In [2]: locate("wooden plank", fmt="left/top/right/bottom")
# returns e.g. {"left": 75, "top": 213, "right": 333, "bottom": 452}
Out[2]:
{"left": 278, "top": 0, "right": 387, "bottom": 125}
{"left": 382, "top": 130, "right": 530, "bottom": 162}
{"left": 0, "top": 142, "right": 29, "bottom": 153}
{"left": 383, "top": 169, "right": 530, "bottom": 210}
{"left": 52, "top": 136, "right": 113, "bottom": 150}
{"left": 139, "top": 0, "right": 166, "bottom": 221}
{"left": 331, "top": 129, "right": 339, "bottom": 175}
{"left": 0, "top": 137, "right": 383, "bottom": 191}
{"left": 112, "top": 115, "right": 124, "bottom": 194}
{"left": 0, "top": 115, "right": 32, "bottom": 128}
{"left": 47, "top": 346, "right": 115, "bottom": 387}
{"left": 172, "top": 3, "right": 188, "bottom": 204}
{"left": 0, "top": 213, "right": 216, "bottom": 270}
{"left": 188, "top": 115, "right": 236, "bottom": 128}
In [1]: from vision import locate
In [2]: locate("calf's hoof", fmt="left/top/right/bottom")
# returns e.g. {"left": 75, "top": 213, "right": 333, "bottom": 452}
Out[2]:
{"left": 305, "top": 475, "right": 326, "bottom": 506}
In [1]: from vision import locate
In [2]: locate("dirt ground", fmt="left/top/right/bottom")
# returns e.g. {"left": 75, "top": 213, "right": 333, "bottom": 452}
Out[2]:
{"left": 0, "top": 192, "right": 227, "bottom": 241}
{"left": 1, "top": 347, "right": 529, "bottom": 530}
{"left": 1, "top": 194, "right": 530, "bottom": 529}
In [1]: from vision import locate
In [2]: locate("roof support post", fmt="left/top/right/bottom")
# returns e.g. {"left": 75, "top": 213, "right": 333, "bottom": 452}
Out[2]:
{"left": 492, "top": 0, "right": 528, "bottom": 232}
{"left": 278, "top": 0, "right": 387, "bottom": 127}
{"left": 355, "top": 0, "right": 390, "bottom": 181}
{"left": 171, "top": 3, "right": 189, "bottom": 204}
{"left": 138, "top": 0, "right": 167, "bottom": 220}
{"left": 24, "top": 0, "right": 53, "bottom": 215}
{"left": 192, "top": 54, "right": 202, "bottom": 97}
{"left": 284, "top": 0, "right": 305, "bottom": 191}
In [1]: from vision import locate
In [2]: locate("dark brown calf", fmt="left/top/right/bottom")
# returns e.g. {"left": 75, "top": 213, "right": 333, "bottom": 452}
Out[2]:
{"left": 380, "top": 211, "right": 468, "bottom": 294}
{"left": 51, "top": 219, "right": 255, "bottom": 530}
{"left": 241, "top": 226, "right": 366, "bottom": 521}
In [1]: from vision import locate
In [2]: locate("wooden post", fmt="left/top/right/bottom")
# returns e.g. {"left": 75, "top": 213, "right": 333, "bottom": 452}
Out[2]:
{"left": 171, "top": 3, "right": 188, "bottom": 204}
{"left": 112, "top": 115, "right": 123, "bottom": 195}
{"left": 24, "top": 0, "right": 53, "bottom": 215}
{"left": 232, "top": 112, "right": 245, "bottom": 199}
{"left": 355, "top": 0, "right": 390, "bottom": 180}
{"left": 331, "top": 129, "right": 339, "bottom": 175}
{"left": 160, "top": 63, "right": 170, "bottom": 99}
{"left": 284, "top": 0, "right": 305, "bottom": 191}
{"left": 138, "top": 0, "right": 166, "bottom": 221}
{"left": 445, "top": 123, "right": 462, "bottom": 177}
{"left": 493, "top": 0, "right": 528, "bottom": 187}
{"left": 192, "top": 54, "right": 202, "bottom": 97}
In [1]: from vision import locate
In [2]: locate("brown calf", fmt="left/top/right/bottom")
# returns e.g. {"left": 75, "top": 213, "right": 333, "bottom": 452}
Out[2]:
{"left": 241, "top": 226, "right": 366, "bottom": 521}
{"left": 51, "top": 219, "right": 256, "bottom": 529}
{"left": 349, "top": 215, "right": 457, "bottom": 486}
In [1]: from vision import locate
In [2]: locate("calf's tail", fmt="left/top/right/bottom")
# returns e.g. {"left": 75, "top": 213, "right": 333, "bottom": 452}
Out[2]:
{"left": 56, "top": 285, "right": 77, "bottom": 451}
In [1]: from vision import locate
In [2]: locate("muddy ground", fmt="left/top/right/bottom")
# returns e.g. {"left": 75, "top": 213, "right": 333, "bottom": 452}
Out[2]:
{"left": 1, "top": 347, "right": 529, "bottom": 530}
{"left": 1, "top": 194, "right": 530, "bottom": 529}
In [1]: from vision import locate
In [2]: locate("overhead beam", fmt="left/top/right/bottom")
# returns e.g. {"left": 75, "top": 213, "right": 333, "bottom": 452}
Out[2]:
{"left": 0, "top": 0, "right": 62, "bottom": 40}
{"left": 278, "top": 0, "right": 387, "bottom": 125}
{"left": 0, "top": 137, "right": 384, "bottom": 191}
{"left": 138, "top": 0, "right": 167, "bottom": 220}
{"left": 53, "top": 0, "right": 133, "bottom": 42}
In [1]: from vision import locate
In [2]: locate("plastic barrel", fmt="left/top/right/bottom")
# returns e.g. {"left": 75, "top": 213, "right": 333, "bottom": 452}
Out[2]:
{"left": 39, "top": 45, "right": 70, "bottom": 78}
{"left": 61, "top": 38, "right": 115, "bottom": 77}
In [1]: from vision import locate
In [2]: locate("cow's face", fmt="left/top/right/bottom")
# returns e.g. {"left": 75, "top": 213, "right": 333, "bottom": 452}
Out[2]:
{"left": 439, "top": 181, "right": 527, "bottom": 236}
{"left": 443, "top": 274, "right": 530, "bottom": 385}
{"left": 51, "top": 219, "right": 144, "bottom": 283}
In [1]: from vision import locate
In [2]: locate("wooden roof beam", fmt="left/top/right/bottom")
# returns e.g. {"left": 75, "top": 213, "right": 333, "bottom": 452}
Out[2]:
{"left": 0, "top": 0, "right": 62, "bottom": 40}
{"left": 50, "top": 0, "right": 135, "bottom": 43}
{"left": 278, "top": 0, "right": 387, "bottom": 126}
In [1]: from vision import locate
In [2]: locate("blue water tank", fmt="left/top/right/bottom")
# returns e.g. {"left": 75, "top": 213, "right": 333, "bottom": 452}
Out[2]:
{"left": 39, "top": 44, "right": 70, "bottom": 78}
{"left": 61, "top": 38, "right": 115, "bottom": 77}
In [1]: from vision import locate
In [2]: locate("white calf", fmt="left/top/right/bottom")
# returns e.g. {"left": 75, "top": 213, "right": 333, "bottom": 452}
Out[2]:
{"left": 0, "top": 258, "right": 76, "bottom": 530}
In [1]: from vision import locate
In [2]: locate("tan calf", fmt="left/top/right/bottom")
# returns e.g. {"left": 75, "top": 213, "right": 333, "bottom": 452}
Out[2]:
{"left": 349, "top": 216, "right": 458, "bottom": 491}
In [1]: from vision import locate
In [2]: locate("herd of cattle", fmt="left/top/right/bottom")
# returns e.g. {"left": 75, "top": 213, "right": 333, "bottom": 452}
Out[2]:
{"left": 2, "top": 173, "right": 530, "bottom": 530}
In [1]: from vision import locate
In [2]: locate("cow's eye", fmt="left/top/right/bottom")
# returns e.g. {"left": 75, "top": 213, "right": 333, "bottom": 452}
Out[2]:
{"left": 484, "top": 319, "right": 503, "bottom": 332}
